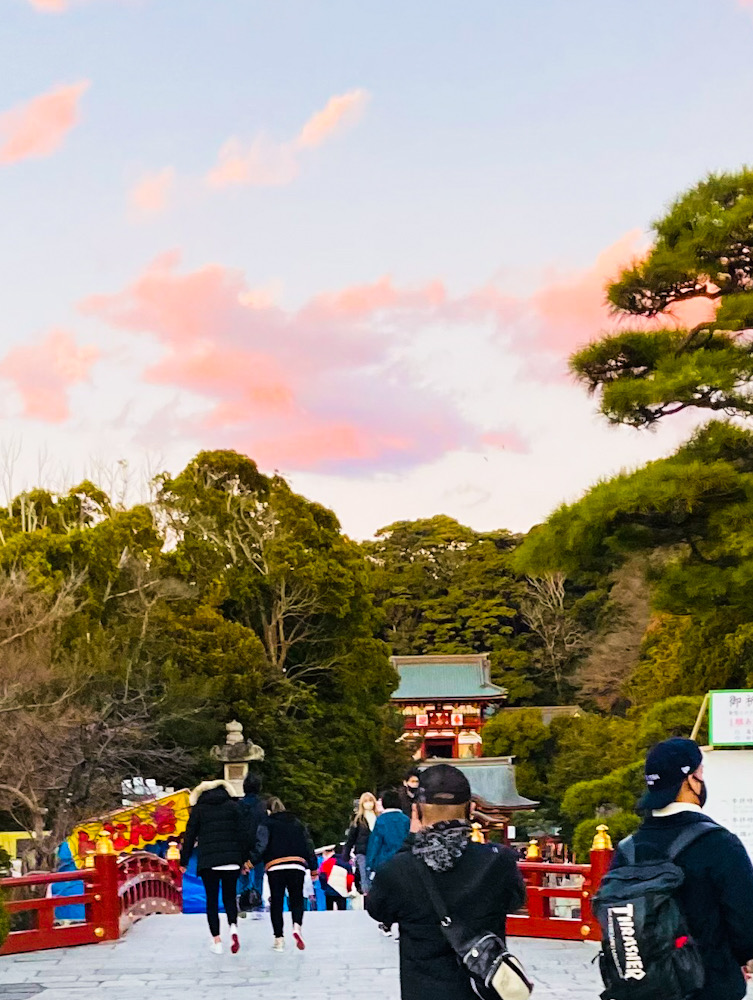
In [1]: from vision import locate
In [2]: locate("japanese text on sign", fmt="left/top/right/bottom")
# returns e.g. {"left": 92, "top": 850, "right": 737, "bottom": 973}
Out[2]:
{"left": 710, "top": 690, "right": 753, "bottom": 746}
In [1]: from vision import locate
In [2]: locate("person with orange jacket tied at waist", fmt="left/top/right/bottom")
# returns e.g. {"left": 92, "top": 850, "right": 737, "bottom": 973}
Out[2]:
{"left": 253, "top": 796, "right": 318, "bottom": 953}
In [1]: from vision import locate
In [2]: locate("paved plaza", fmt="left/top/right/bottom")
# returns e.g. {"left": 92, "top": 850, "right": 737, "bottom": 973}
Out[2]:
{"left": 0, "top": 911, "right": 604, "bottom": 1000}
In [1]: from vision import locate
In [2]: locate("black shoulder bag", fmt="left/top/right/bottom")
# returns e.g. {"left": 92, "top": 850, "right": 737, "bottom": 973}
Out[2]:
{"left": 411, "top": 855, "right": 533, "bottom": 1000}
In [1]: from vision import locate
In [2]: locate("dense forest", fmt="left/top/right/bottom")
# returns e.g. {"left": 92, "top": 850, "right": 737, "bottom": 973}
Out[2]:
{"left": 3, "top": 168, "right": 753, "bottom": 863}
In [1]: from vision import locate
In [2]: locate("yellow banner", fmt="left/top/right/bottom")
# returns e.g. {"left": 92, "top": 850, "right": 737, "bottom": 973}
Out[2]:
{"left": 68, "top": 790, "right": 191, "bottom": 866}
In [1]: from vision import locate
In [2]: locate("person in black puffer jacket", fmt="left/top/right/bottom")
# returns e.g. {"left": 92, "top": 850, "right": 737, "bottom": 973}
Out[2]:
{"left": 253, "top": 797, "right": 317, "bottom": 953}
{"left": 180, "top": 779, "right": 247, "bottom": 955}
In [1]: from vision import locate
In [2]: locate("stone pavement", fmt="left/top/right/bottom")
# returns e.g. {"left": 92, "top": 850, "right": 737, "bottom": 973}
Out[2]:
{"left": 0, "top": 911, "right": 603, "bottom": 1000}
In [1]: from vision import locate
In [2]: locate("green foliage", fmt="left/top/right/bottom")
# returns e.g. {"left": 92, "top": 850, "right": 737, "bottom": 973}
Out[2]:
{"left": 515, "top": 421, "right": 753, "bottom": 708}
{"left": 484, "top": 709, "right": 638, "bottom": 824}
{"left": 571, "top": 169, "right": 753, "bottom": 428}
{"left": 560, "top": 697, "right": 705, "bottom": 830}
{"left": 573, "top": 812, "right": 640, "bottom": 862}
{"left": 0, "top": 451, "right": 406, "bottom": 851}
{"left": 156, "top": 450, "right": 403, "bottom": 842}
{"left": 561, "top": 762, "right": 644, "bottom": 825}
{"left": 365, "top": 516, "right": 554, "bottom": 701}
{"left": 482, "top": 709, "right": 556, "bottom": 801}
{"left": 635, "top": 695, "right": 706, "bottom": 749}
{"left": 0, "top": 891, "right": 8, "bottom": 949}
{"left": 546, "top": 714, "right": 637, "bottom": 802}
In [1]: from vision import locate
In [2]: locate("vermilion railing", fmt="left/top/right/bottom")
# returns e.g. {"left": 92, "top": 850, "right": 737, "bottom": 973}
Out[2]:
{"left": 0, "top": 834, "right": 183, "bottom": 956}
{"left": 118, "top": 851, "right": 182, "bottom": 925}
{"left": 508, "top": 841, "right": 613, "bottom": 942}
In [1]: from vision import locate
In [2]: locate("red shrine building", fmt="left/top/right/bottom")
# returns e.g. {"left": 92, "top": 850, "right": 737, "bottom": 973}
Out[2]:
{"left": 390, "top": 654, "right": 506, "bottom": 759}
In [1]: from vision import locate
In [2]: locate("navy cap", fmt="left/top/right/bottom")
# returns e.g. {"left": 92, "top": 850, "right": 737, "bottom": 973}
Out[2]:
{"left": 638, "top": 737, "right": 703, "bottom": 812}
{"left": 418, "top": 764, "right": 471, "bottom": 805}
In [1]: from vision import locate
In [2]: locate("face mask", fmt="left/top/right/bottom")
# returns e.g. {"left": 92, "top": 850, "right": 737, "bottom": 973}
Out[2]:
{"left": 694, "top": 779, "right": 707, "bottom": 808}
{"left": 363, "top": 801, "right": 374, "bottom": 811}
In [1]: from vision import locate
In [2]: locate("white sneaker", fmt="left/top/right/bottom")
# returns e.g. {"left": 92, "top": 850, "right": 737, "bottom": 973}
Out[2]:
{"left": 273, "top": 937, "right": 284, "bottom": 952}
{"left": 293, "top": 924, "right": 305, "bottom": 951}
{"left": 209, "top": 940, "right": 223, "bottom": 955}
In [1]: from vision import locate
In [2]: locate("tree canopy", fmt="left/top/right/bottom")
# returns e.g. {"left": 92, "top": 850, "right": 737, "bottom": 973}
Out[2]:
{"left": 0, "top": 451, "right": 406, "bottom": 856}
{"left": 571, "top": 169, "right": 753, "bottom": 428}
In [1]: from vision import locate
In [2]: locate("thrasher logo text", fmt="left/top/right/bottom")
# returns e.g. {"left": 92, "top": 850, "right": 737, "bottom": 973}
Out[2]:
{"left": 608, "top": 904, "right": 646, "bottom": 981}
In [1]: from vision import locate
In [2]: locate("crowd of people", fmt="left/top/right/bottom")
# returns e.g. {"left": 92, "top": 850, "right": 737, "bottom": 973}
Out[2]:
{"left": 180, "top": 773, "right": 318, "bottom": 955}
{"left": 180, "top": 746, "right": 753, "bottom": 1000}
{"left": 177, "top": 766, "right": 433, "bottom": 954}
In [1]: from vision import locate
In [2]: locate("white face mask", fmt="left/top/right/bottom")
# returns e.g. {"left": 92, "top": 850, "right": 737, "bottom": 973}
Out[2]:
{"left": 363, "top": 801, "right": 375, "bottom": 811}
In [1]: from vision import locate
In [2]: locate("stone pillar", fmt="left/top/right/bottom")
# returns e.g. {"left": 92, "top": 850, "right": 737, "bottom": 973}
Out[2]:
{"left": 211, "top": 721, "right": 265, "bottom": 796}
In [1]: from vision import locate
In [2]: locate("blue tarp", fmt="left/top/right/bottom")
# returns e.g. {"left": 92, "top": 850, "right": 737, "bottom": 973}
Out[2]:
{"left": 50, "top": 842, "right": 85, "bottom": 921}
{"left": 182, "top": 858, "right": 329, "bottom": 914}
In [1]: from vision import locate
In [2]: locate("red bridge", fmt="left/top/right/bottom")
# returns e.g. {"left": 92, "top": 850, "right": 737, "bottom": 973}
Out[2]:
{"left": 0, "top": 827, "right": 613, "bottom": 956}
{"left": 0, "top": 833, "right": 182, "bottom": 956}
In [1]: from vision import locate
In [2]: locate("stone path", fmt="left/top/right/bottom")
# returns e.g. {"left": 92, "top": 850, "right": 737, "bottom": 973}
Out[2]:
{"left": 0, "top": 911, "right": 604, "bottom": 999}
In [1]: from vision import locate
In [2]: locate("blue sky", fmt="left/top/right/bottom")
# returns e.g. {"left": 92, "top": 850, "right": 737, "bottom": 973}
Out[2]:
{"left": 1, "top": 0, "right": 752, "bottom": 536}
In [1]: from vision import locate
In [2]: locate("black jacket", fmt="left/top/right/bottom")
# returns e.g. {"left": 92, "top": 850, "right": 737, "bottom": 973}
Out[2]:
{"left": 238, "top": 792, "right": 267, "bottom": 853}
{"left": 342, "top": 818, "right": 373, "bottom": 857}
{"left": 611, "top": 809, "right": 753, "bottom": 1000}
{"left": 254, "top": 811, "right": 317, "bottom": 872}
{"left": 180, "top": 780, "right": 245, "bottom": 872}
{"left": 366, "top": 838, "right": 525, "bottom": 1000}
{"left": 397, "top": 786, "right": 417, "bottom": 819}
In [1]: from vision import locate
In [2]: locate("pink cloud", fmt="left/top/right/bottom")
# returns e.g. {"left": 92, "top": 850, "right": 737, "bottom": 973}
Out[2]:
{"left": 0, "top": 329, "right": 98, "bottom": 422}
{"left": 28, "top": 0, "right": 67, "bottom": 9}
{"left": 481, "top": 430, "right": 531, "bottom": 454}
{"left": 0, "top": 81, "right": 90, "bottom": 164}
{"left": 206, "top": 136, "right": 299, "bottom": 189}
{"left": 206, "top": 88, "right": 370, "bottom": 189}
{"left": 77, "top": 226, "right": 720, "bottom": 471}
{"left": 80, "top": 254, "right": 507, "bottom": 472}
{"left": 527, "top": 230, "right": 647, "bottom": 352}
{"left": 129, "top": 167, "right": 175, "bottom": 217}
{"left": 295, "top": 89, "right": 369, "bottom": 149}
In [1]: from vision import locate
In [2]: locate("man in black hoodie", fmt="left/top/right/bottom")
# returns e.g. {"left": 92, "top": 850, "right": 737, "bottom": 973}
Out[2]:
{"left": 611, "top": 737, "right": 753, "bottom": 1000}
{"left": 237, "top": 772, "right": 267, "bottom": 917}
{"left": 366, "top": 764, "right": 525, "bottom": 1000}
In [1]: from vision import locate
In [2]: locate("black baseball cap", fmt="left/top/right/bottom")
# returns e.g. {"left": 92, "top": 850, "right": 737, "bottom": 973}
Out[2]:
{"left": 638, "top": 737, "right": 703, "bottom": 812}
{"left": 418, "top": 764, "right": 471, "bottom": 805}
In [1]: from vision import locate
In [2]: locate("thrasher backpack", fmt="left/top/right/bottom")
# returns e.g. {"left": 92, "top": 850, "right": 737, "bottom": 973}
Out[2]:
{"left": 592, "top": 821, "right": 718, "bottom": 1000}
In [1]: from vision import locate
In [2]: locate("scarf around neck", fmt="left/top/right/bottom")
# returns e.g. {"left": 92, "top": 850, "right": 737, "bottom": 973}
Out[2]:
{"left": 411, "top": 819, "right": 472, "bottom": 872}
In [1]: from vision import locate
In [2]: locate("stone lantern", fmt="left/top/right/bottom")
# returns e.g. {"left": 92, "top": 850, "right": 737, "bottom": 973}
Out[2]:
{"left": 211, "top": 721, "right": 265, "bottom": 796}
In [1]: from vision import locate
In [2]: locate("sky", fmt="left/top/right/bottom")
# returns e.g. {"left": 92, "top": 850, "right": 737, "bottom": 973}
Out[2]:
{"left": 2, "top": 0, "right": 753, "bottom": 539}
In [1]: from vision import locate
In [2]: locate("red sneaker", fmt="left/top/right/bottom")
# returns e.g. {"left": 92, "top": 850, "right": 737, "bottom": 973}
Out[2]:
{"left": 293, "top": 927, "right": 305, "bottom": 951}
{"left": 231, "top": 930, "right": 240, "bottom": 954}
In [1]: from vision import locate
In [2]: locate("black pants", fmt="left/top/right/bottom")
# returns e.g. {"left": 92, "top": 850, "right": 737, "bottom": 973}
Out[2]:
{"left": 200, "top": 869, "right": 239, "bottom": 938}
{"left": 267, "top": 868, "right": 305, "bottom": 938}
{"left": 325, "top": 895, "right": 347, "bottom": 911}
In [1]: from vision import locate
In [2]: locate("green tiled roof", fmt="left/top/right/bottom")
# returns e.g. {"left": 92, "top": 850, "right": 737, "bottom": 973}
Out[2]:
{"left": 392, "top": 658, "right": 506, "bottom": 700}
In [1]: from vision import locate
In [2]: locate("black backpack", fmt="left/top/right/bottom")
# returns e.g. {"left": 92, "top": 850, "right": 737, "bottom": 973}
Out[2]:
{"left": 592, "top": 821, "right": 718, "bottom": 1000}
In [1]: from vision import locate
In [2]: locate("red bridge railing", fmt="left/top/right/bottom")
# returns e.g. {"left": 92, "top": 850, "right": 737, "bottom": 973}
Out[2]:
{"left": 0, "top": 826, "right": 614, "bottom": 954}
{"left": 0, "top": 833, "right": 182, "bottom": 956}
{"left": 508, "top": 825, "right": 614, "bottom": 942}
